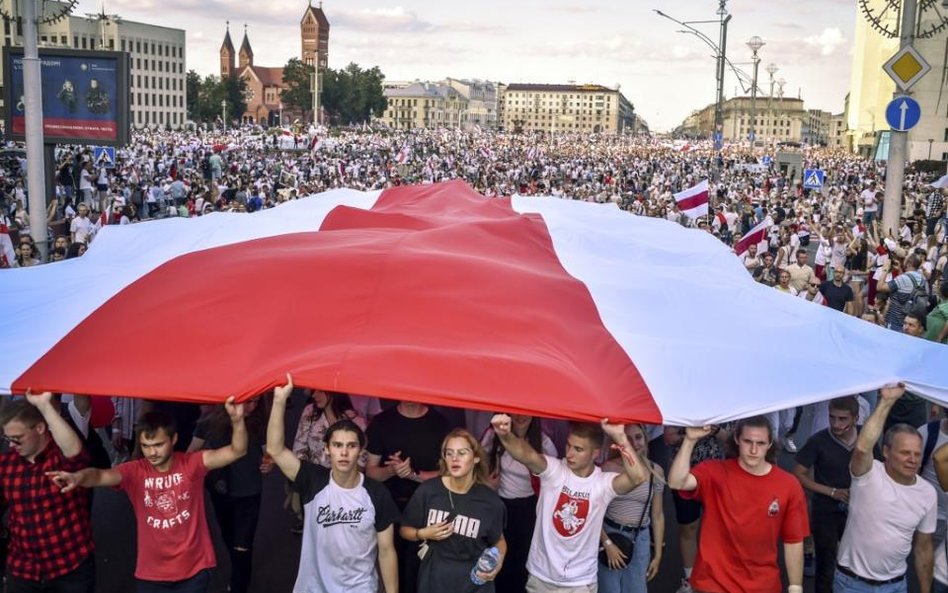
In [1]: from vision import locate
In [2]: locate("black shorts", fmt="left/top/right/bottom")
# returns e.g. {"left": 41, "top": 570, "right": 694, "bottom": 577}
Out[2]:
{"left": 672, "top": 489, "right": 703, "bottom": 525}
{"left": 96, "top": 183, "right": 108, "bottom": 191}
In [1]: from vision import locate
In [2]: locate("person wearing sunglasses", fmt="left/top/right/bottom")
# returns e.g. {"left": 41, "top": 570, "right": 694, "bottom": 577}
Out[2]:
{"left": 799, "top": 279, "right": 828, "bottom": 306}
{"left": 0, "top": 390, "right": 95, "bottom": 592}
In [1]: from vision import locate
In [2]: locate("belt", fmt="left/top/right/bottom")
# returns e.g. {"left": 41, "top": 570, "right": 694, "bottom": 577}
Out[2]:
{"left": 604, "top": 517, "right": 646, "bottom": 532}
{"left": 836, "top": 564, "right": 905, "bottom": 586}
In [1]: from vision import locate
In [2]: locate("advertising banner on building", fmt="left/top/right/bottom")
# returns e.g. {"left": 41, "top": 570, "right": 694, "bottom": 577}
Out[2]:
{"left": 3, "top": 48, "right": 129, "bottom": 146}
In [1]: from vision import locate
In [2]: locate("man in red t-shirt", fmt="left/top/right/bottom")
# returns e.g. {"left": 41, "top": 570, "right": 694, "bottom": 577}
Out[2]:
{"left": 668, "top": 416, "right": 809, "bottom": 593}
{"left": 49, "top": 397, "right": 247, "bottom": 593}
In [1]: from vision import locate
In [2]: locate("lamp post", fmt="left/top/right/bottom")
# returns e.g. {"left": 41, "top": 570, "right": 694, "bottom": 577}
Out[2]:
{"left": 929, "top": 138, "right": 934, "bottom": 160}
{"left": 221, "top": 99, "right": 227, "bottom": 131}
{"left": 766, "top": 63, "right": 777, "bottom": 140}
{"left": 746, "top": 36, "right": 764, "bottom": 145}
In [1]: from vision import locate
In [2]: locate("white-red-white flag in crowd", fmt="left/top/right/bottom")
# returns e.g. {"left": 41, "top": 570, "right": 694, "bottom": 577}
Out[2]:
{"left": 395, "top": 145, "right": 411, "bottom": 164}
{"left": 734, "top": 219, "right": 773, "bottom": 255}
{"left": 673, "top": 180, "right": 709, "bottom": 219}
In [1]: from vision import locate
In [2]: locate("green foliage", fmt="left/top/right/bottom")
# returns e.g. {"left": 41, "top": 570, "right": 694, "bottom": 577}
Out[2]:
{"left": 185, "top": 72, "right": 248, "bottom": 125}
{"left": 281, "top": 58, "right": 313, "bottom": 112}
{"left": 281, "top": 59, "right": 388, "bottom": 125}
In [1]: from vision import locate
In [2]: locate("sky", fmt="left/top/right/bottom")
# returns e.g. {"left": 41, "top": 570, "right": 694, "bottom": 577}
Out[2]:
{"left": 73, "top": 0, "right": 859, "bottom": 132}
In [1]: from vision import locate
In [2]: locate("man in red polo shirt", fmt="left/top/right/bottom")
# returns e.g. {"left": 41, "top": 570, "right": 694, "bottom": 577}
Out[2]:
{"left": 0, "top": 391, "right": 95, "bottom": 593}
{"left": 668, "top": 416, "right": 809, "bottom": 593}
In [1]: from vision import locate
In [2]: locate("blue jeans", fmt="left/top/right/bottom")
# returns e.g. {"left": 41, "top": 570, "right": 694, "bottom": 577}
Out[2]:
{"left": 597, "top": 523, "right": 650, "bottom": 593}
{"left": 833, "top": 569, "right": 906, "bottom": 593}
{"left": 935, "top": 580, "right": 948, "bottom": 593}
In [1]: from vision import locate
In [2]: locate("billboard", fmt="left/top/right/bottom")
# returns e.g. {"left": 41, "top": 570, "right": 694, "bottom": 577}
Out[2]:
{"left": 3, "top": 47, "right": 129, "bottom": 146}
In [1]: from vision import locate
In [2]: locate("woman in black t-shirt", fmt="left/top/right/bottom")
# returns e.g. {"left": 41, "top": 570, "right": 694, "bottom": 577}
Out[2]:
{"left": 401, "top": 429, "right": 507, "bottom": 593}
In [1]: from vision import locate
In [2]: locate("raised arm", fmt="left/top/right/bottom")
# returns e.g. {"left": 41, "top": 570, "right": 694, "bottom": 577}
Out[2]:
{"left": 933, "top": 442, "right": 948, "bottom": 491}
{"left": 266, "top": 374, "right": 301, "bottom": 482}
{"left": 26, "top": 390, "right": 82, "bottom": 459}
{"left": 852, "top": 384, "right": 904, "bottom": 477}
{"left": 667, "top": 426, "right": 713, "bottom": 491}
{"left": 601, "top": 420, "right": 647, "bottom": 495}
{"left": 202, "top": 396, "right": 248, "bottom": 470}
{"left": 490, "top": 414, "right": 547, "bottom": 475}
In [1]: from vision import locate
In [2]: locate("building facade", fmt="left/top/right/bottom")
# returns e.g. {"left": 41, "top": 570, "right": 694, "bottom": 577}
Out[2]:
{"left": 1, "top": 0, "right": 186, "bottom": 130}
{"left": 500, "top": 83, "right": 635, "bottom": 134}
{"left": 378, "top": 82, "right": 469, "bottom": 129}
{"left": 847, "top": 1, "right": 948, "bottom": 160}
{"left": 680, "top": 96, "right": 807, "bottom": 144}
{"left": 446, "top": 78, "right": 499, "bottom": 129}
{"left": 220, "top": 2, "right": 329, "bottom": 125}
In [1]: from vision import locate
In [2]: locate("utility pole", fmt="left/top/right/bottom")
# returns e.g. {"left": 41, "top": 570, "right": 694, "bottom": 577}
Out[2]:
{"left": 23, "top": 0, "right": 48, "bottom": 260}
{"left": 713, "top": 0, "right": 731, "bottom": 163}
{"left": 221, "top": 99, "right": 227, "bottom": 131}
{"left": 882, "top": 0, "right": 918, "bottom": 237}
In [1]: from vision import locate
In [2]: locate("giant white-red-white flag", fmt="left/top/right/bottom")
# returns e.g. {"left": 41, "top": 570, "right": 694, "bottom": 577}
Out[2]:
{"left": 734, "top": 219, "right": 773, "bottom": 255}
{"left": 2, "top": 181, "right": 948, "bottom": 426}
{"left": 673, "top": 180, "right": 710, "bottom": 219}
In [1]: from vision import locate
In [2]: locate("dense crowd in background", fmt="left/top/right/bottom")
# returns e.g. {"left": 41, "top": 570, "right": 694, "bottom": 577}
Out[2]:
{"left": 2, "top": 126, "right": 948, "bottom": 593}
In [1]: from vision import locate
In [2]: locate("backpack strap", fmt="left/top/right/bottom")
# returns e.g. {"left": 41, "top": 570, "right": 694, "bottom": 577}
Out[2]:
{"left": 921, "top": 419, "right": 942, "bottom": 473}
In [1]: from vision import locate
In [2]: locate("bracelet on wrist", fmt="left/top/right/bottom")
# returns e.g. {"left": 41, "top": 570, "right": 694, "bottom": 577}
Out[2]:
{"left": 830, "top": 488, "right": 836, "bottom": 498}
{"left": 603, "top": 539, "right": 614, "bottom": 547}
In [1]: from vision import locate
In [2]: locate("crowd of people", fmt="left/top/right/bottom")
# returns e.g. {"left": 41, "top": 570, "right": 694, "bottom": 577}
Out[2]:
{"left": 2, "top": 125, "right": 948, "bottom": 593}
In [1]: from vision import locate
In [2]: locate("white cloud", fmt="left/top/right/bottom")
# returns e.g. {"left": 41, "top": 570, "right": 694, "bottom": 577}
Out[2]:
{"left": 803, "top": 27, "right": 846, "bottom": 56}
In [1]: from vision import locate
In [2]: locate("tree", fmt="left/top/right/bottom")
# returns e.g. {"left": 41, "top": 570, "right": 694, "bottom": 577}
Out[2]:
{"left": 188, "top": 74, "right": 248, "bottom": 125}
{"left": 280, "top": 57, "right": 312, "bottom": 112}
{"left": 186, "top": 70, "right": 202, "bottom": 122}
{"left": 321, "top": 63, "right": 387, "bottom": 125}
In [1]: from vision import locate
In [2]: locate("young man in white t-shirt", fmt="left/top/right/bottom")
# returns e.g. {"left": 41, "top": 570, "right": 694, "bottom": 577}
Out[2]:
{"left": 836, "top": 384, "right": 937, "bottom": 591}
{"left": 266, "top": 374, "right": 399, "bottom": 593}
{"left": 490, "top": 414, "right": 648, "bottom": 592}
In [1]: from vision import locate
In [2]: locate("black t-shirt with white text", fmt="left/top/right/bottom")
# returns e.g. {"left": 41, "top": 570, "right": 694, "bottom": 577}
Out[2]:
{"left": 403, "top": 478, "right": 506, "bottom": 593}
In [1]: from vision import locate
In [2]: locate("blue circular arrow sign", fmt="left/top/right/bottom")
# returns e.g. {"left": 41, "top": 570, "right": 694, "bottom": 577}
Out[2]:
{"left": 885, "top": 96, "right": 921, "bottom": 132}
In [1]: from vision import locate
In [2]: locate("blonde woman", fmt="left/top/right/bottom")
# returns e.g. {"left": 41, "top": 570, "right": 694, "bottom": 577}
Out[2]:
{"left": 401, "top": 429, "right": 507, "bottom": 592}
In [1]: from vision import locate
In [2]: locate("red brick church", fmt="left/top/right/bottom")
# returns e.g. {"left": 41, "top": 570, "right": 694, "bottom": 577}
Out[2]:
{"left": 219, "top": 2, "right": 329, "bottom": 125}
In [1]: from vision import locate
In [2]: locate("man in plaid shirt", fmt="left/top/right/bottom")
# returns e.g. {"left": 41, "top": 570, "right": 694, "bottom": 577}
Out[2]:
{"left": 0, "top": 391, "right": 94, "bottom": 592}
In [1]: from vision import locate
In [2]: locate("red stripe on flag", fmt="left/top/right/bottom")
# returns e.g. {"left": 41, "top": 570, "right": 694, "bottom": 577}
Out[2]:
{"left": 734, "top": 221, "right": 770, "bottom": 255}
{"left": 13, "top": 181, "right": 660, "bottom": 423}
{"left": 676, "top": 192, "right": 708, "bottom": 212}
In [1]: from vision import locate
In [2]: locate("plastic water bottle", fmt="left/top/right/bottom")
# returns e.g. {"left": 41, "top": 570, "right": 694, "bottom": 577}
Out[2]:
{"left": 470, "top": 546, "right": 500, "bottom": 585}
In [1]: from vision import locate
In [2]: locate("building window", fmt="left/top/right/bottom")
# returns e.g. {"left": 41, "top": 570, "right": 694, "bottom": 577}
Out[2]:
{"left": 81, "top": 37, "right": 87, "bottom": 49}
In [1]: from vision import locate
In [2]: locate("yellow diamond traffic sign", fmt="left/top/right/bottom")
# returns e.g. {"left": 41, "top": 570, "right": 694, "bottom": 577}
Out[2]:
{"left": 883, "top": 45, "right": 931, "bottom": 91}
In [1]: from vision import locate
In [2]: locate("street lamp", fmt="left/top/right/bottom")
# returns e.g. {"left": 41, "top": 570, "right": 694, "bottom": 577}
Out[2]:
{"left": 929, "top": 138, "right": 935, "bottom": 159}
{"left": 221, "top": 99, "right": 227, "bottom": 131}
{"left": 746, "top": 36, "right": 764, "bottom": 145}
{"left": 654, "top": 2, "right": 730, "bottom": 154}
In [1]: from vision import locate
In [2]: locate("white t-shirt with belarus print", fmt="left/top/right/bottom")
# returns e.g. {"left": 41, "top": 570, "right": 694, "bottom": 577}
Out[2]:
{"left": 526, "top": 455, "right": 620, "bottom": 586}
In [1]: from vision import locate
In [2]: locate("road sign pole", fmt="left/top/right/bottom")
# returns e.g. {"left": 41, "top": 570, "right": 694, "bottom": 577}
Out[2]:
{"left": 23, "top": 0, "right": 49, "bottom": 261}
{"left": 882, "top": 0, "right": 917, "bottom": 238}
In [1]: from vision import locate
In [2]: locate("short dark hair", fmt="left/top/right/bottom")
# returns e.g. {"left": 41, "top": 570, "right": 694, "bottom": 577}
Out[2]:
{"left": 905, "top": 309, "right": 928, "bottom": 330}
{"left": 323, "top": 419, "right": 366, "bottom": 449}
{"left": 828, "top": 396, "right": 859, "bottom": 418}
{"left": 137, "top": 411, "right": 176, "bottom": 440}
{"left": 0, "top": 400, "right": 44, "bottom": 428}
{"left": 568, "top": 422, "right": 604, "bottom": 449}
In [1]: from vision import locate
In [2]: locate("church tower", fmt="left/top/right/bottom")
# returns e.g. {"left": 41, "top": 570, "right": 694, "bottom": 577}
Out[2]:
{"left": 220, "top": 21, "right": 235, "bottom": 78}
{"left": 301, "top": 1, "right": 330, "bottom": 71}
{"left": 238, "top": 25, "right": 254, "bottom": 70}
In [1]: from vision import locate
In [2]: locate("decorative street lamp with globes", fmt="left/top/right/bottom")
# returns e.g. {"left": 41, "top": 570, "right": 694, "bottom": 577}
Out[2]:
{"left": 746, "top": 36, "right": 764, "bottom": 144}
